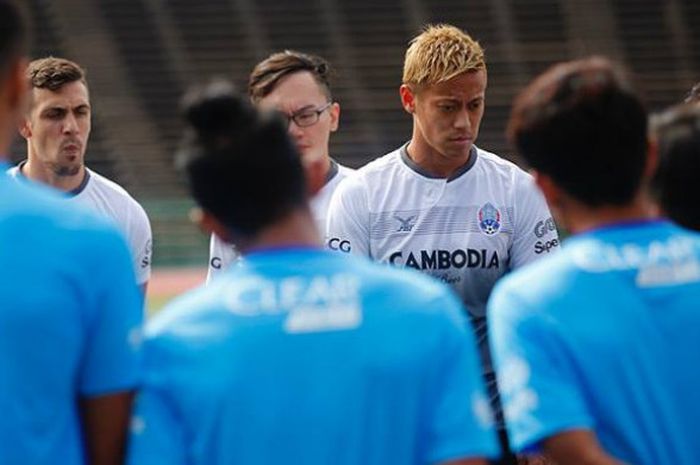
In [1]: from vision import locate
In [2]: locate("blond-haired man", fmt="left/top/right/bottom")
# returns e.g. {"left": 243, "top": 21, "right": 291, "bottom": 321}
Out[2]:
{"left": 326, "top": 24, "right": 558, "bottom": 464}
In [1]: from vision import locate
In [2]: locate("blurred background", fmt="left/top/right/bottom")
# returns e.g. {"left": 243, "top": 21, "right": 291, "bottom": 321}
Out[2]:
{"left": 14, "top": 0, "right": 700, "bottom": 306}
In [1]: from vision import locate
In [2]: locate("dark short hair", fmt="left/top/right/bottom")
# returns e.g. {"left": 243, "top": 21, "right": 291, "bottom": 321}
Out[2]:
{"left": 248, "top": 50, "right": 333, "bottom": 103}
{"left": 27, "top": 56, "right": 87, "bottom": 91}
{"left": 651, "top": 104, "right": 700, "bottom": 231}
{"left": 508, "top": 56, "right": 648, "bottom": 207}
{"left": 685, "top": 82, "right": 700, "bottom": 104}
{"left": 179, "top": 79, "right": 307, "bottom": 237}
{"left": 0, "top": 0, "right": 29, "bottom": 76}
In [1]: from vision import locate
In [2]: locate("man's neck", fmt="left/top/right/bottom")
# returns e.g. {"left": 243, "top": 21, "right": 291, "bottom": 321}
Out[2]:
{"left": 406, "top": 136, "right": 471, "bottom": 179}
{"left": 23, "top": 158, "right": 86, "bottom": 193}
{"left": 563, "top": 192, "right": 657, "bottom": 235}
{"left": 320, "top": 155, "right": 332, "bottom": 181}
{"left": 239, "top": 207, "right": 321, "bottom": 254}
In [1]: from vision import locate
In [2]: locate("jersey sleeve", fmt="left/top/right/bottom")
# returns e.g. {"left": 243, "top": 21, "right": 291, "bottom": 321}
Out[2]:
{"left": 422, "top": 292, "right": 499, "bottom": 463}
{"left": 509, "top": 173, "right": 560, "bottom": 269}
{"left": 127, "top": 337, "right": 187, "bottom": 465}
{"left": 206, "top": 233, "right": 240, "bottom": 284}
{"left": 488, "top": 282, "right": 594, "bottom": 451}
{"left": 78, "top": 228, "right": 143, "bottom": 396}
{"left": 129, "top": 201, "right": 153, "bottom": 286}
{"left": 325, "top": 175, "right": 371, "bottom": 257}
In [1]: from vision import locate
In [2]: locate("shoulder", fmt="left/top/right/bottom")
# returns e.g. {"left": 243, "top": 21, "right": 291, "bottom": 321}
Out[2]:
{"left": 87, "top": 169, "right": 150, "bottom": 220}
{"left": 336, "top": 162, "right": 356, "bottom": 179}
{"left": 0, "top": 177, "right": 130, "bottom": 263}
{"left": 489, "top": 243, "right": 582, "bottom": 323}
{"left": 353, "top": 147, "right": 404, "bottom": 180}
{"left": 332, "top": 148, "right": 402, "bottom": 198}
{"left": 474, "top": 147, "right": 532, "bottom": 182}
{"left": 474, "top": 148, "right": 546, "bottom": 210}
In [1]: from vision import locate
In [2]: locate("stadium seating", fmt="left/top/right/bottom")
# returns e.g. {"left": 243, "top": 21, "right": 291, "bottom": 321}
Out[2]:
{"left": 19, "top": 0, "right": 700, "bottom": 265}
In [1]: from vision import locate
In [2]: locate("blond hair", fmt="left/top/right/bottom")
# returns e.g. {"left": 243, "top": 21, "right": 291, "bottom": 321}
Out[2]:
{"left": 403, "top": 24, "right": 485, "bottom": 87}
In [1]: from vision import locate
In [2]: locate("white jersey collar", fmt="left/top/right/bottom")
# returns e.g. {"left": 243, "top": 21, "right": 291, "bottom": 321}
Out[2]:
{"left": 399, "top": 143, "right": 478, "bottom": 182}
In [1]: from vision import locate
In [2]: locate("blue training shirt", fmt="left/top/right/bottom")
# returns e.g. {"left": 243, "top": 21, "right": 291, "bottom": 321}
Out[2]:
{"left": 128, "top": 247, "right": 498, "bottom": 465}
{"left": 0, "top": 166, "right": 142, "bottom": 464}
{"left": 489, "top": 220, "right": 700, "bottom": 464}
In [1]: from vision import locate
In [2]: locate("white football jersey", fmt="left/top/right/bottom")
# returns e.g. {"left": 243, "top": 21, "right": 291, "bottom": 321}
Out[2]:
{"left": 206, "top": 160, "right": 354, "bottom": 283}
{"left": 8, "top": 164, "right": 153, "bottom": 286}
{"left": 325, "top": 144, "right": 559, "bottom": 318}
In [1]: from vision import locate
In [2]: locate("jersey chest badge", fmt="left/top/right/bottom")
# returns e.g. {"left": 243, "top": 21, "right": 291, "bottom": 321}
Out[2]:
{"left": 477, "top": 203, "right": 501, "bottom": 235}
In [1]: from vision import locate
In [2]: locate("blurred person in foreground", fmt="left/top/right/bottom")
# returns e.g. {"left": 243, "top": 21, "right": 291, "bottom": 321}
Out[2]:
{"left": 0, "top": 2, "right": 142, "bottom": 464}
{"left": 207, "top": 50, "right": 353, "bottom": 282}
{"left": 651, "top": 103, "right": 700, "bottom": 232}
{"left": 126, "top": 79, "right": 498, "bottom": 465}
{"left": 10, "top": 56, "right": 152, "bottom": 292}
{"left": 489, "top": 56, "right": 700, "bottom": 465}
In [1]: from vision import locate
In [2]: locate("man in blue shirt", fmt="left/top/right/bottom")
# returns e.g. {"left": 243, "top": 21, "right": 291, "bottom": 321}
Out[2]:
{"left": 488, "top": 56, "right": 700, "bottom": 464}
{"left": 127, "top": 81, "right": 498, "bottom": 465}
{"left": 0, "top": 2, "right": 142, "bottom": 464}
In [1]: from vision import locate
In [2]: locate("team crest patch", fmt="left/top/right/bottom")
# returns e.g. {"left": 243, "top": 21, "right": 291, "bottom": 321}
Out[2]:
{"left": 477, "top": 203, "right": 501, "bottom": 235}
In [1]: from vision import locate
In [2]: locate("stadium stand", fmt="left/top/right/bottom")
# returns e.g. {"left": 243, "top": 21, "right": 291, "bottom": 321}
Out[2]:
{"left": 17, "top": 0, "right": 700, "bottom": 266}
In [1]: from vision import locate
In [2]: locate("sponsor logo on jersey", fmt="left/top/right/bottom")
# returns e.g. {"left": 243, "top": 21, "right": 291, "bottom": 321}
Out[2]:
{"left": 389, "top": 248, "right": 501, "bottom": 270}
{"left": 534, "top": 238, "right": 559, "bottom": 254}
{"left": 327, "top": 237, "right": 351, "bottom": 253}
{"left": 223, "top": 273, "right": 362, "bottom": 333}
{"left": 394, "top": 214, "right": 417, "bottom": 232}
{"left": 210, "top": 256, "right": 222, "bottom": 269}
{"left": 478, "top": 203, "right": 501, "bottom": 235}
{"left": 498, "top": 356, "right": 538, "bottom": 423}
{"left": 140, "top": 240, "right": 153, "bottom": 268}
{"left": 435, "top": 272, "right": 461, "bottom": 285}
{"left": 534, "top": 217, "right": 557, "bottom": 238}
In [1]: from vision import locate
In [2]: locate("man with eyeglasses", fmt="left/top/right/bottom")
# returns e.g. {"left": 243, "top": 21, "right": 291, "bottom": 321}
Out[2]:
{"left": 206, "top": 50, "right": 354, "bottom": 282}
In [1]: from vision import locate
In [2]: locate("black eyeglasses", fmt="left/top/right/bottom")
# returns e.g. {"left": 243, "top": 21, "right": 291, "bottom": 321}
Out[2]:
{"left": 286, "top": 102, "right": 332, "bottom": 128}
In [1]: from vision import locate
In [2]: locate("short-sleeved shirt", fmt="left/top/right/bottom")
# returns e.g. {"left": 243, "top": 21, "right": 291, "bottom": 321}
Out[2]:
{"left": 128, "top": 248, "right": 498, "bottom": 465}
{"left": 206, "top": 160, "right": 353, "bottom": 282}
{"left": 325, "top": 144, "right": 558, "bottom": 318}
{"left": 8, "top": 163, "right": 153, "bottom": 285}
{"left": 489, "top": 220, "right": 700, "bottom": 464}
{"left": 0, "top": 165, "right": 142, "bottom": 464}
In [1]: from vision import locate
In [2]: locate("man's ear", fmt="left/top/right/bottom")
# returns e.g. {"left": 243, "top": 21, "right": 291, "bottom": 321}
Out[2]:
{"left": 19, "top": 118, "right": 31, "bottom": 139}
{"left": 191, "top": 207, "right": 232, "bottom": 243}
{"left": 399, "top": 84, "right": 416, "bottom": 114}
{"left": 328, "top": 102, "right": 340, "bottom": 133}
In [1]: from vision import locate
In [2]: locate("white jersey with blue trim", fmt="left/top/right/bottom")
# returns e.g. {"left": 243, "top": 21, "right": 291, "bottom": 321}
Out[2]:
{"left": 8, "top": 164, "right": 152, "bottom": 285}
{"left": 325, "top": 144, "right": 559, "bottom": 318}
{"left": 206, "top": 160, "right": 354, "bottom": 283}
